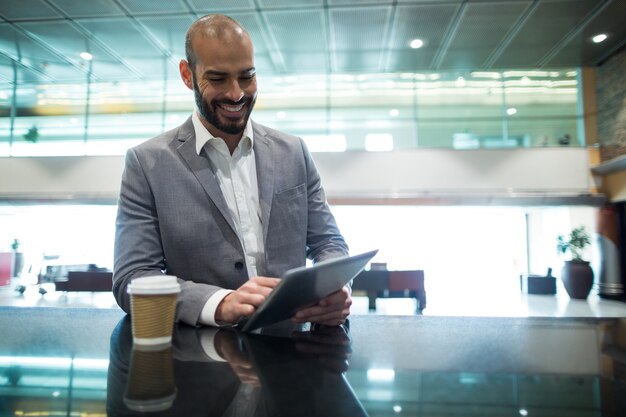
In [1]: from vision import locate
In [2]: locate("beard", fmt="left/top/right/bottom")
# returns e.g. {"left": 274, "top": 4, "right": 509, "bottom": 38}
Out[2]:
{"left": 192, "top": 76, "right": 256, "bottom": 136}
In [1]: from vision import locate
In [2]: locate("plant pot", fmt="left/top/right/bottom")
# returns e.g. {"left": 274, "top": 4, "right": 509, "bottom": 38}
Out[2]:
{"left": 561, "top": 260, "right": 594, "bottom": 299}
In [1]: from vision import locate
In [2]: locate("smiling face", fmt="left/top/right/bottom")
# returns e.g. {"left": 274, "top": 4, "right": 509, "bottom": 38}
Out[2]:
{"left": 180, "top": 24, "right": 257, "bottom": 142}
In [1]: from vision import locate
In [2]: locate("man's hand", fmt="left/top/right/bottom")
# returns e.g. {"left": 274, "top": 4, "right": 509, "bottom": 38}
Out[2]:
{"left": 216, "top": 276, "right": 280, "bottom": 324}
{"left": 214, "top": 330, "right": 260, "bottom": 387}
{"left": 292, "top": 324, "right": 352, "bottom": 373}
{"left": 292, "top": 285, "right": 352, "bottom": 326}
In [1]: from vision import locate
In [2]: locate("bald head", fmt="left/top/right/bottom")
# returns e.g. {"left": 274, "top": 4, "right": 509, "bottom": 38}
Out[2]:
{"left": 185, "top": 14, "right": 251, "bottom": 70}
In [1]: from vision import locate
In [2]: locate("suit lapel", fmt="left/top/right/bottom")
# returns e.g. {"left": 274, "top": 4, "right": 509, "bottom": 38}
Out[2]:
{"left": 252, "top": 122, "right": 274, "bottom": 243}
{"left": 176, "top": 119, "right": 238, "bottom": 236}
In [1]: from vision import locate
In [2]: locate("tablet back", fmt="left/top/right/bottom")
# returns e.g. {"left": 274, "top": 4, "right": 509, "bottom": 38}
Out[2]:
{"left": 241, "top": 249, "right": 378, "bottom": 332}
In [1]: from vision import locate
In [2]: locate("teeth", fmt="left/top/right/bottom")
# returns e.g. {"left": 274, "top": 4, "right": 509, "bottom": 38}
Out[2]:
{"left": 220, "top": 103, "right": 244, "bottom": 112}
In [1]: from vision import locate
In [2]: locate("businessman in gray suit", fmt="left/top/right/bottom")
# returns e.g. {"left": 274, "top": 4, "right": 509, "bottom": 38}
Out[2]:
{"left": 113, "top": 14, "right": 350, "bottom": 328}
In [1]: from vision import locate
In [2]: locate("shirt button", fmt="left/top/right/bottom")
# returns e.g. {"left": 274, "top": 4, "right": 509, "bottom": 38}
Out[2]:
{"left": 234, "top": 261, "right": 244, "bottom": 270}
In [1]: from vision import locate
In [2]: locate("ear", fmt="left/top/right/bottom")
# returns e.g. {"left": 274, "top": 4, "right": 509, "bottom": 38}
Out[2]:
{"left": 179, "top": 59, "right": 193, "bottom": 90}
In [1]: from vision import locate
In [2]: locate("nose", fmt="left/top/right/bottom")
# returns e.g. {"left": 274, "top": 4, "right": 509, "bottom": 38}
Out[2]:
{"left": 224, "top": 78, "right": 244, "bottom": 102}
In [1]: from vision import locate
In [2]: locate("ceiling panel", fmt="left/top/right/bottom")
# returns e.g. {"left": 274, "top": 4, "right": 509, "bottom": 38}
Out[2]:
{"left": 31, "top": 60, "right": 87, "bottom": 82}
{"left": 14, "top": 67, "right": 47, "bottom": 85}
{"left": 389, "top": 51, "right": 437, "bottom": 72}
{"left": 117, "top": 0, "right": 189, "bottom": 14}
{"left": 281, "top": 51, "right": 328, "bottom": 73}
{"left": 329, "top": 0, "right": 392, "bottom": 4}
{"left": 258, "top": 0, "right": 323, "bottom": 7}
{"left": 263, "top": 8, "right": 328, "bottom": 73}
{"left": 77, "top": 18, "right": 165, "bottom": 78}
{"left": 0, "top": 0, "right": 61, "bottom": 20}
{"left": 187, "top": 0, "right": 256, "bottom": 12}
{"left": 88, "top": 59, "right": 139, "bottom": 81}
{"left": 50, "top": 0, "right": 124, "bottom": 18}
{"left": 16, "top": 21, "right": 142, "bottom": 82}
{"left": 0, "top": 0, "right": 621, "bottom": 89}
{"left": 77, "top": 18, "right": 164, "bottom": 58}
{"left": 0, "top": 54, "right": 14, "bottom": 83}
{"left": 330, "top": 6, "right": 392, "bottom": 50}
{"left": 136, "top": 15, "right": 194, "bottom": 60}
{"left": 396, "top": 0, "right": 457, "bottom": 2}
{"left": 0, "top": 24, "right": 84, "bottom": 82}
{"left": 546, "top": 0, "right": 626, "bottom": 67}
{"left": 440, "top": 1, "right": 531, "bottom": 70}
{"left": 17, "top": 21, "right": 95, "bottom": 65}
{"left": 265, "top": 10, "right": 327, "bottom": 52}
{"left": 333, "top": 50, "right": 383, "bottom": 73}
{"left": 386, "top": 4, "right": 458, "bottom": 71}
{"left": 252, "top": 52, "right": 276, "bottom": 76}
{"left": 0, "top": 24, "right": 20, "bottom": 58}
{"left": 227, "top": 12, "right": 270, "bottom": 55}
{"left": 493, "top": 0, "right": 602, "bottom": 68}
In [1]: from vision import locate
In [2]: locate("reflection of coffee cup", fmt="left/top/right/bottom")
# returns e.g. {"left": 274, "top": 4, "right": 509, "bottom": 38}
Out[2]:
{"left": 127, "top": 275, "right": 180, "bottom": 346}
{"left": 124, "top": 344, "right": 176, "bottom": 412}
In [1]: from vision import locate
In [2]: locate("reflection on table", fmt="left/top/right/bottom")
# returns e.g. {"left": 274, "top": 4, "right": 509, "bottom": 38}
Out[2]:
{"left": 0, "top": 308, "right": 625, "bottom": 416}
{"left": 107, "top": 317, "right": 363, "bottom": 416}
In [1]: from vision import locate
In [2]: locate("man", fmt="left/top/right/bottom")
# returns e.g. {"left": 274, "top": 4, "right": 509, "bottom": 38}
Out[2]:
{"left": 113, "top": 14, "right": 350, "bottom": 328}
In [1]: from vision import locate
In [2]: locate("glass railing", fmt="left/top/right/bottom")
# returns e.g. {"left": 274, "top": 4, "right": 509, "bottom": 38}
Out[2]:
{"left": 0, "top": 69, "right": 582, "bottom": 156}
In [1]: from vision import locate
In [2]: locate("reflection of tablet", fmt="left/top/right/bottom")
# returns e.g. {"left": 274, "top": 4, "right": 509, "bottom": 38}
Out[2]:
{"left": 240, "top": 249, "right": 378, "bottom": 332}
{"left": 239, "top": 332, "right": 369, "bottom": 417}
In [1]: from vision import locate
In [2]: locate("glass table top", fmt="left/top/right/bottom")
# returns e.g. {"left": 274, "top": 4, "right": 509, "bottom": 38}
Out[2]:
{"left": 0, "top": 307, "right": 625, "bottom": 416}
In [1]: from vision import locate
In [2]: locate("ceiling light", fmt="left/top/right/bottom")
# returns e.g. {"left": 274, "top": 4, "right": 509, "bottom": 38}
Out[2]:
{"left": 455, "top": 76, "right": 466, "bottom": 87}
{"left": 276, "top": 111, "right": 286, "bottom": 119}
{"left": 409, "top": 39, "right": 424, "bottom": 49}
{"left": 592, "top": 33, "right": 607, "bottom": 43}
{"left": 507, "top": 107, "right": 517, "bottom": 116}
{"left": 393, "top": 405, "right": 402, "bottom": 413}
{"left": 389, "top": 109, "right": 399, "bottom": 117}
{"left": 80, "top": 51, "right": 93, "bottom": 61}
{"left": 520, "top": 76, "right": 530, "bottom": 85}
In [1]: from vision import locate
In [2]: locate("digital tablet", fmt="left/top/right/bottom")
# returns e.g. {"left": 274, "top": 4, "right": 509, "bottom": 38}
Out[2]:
{"left": 240, "top": 249, "right": 378, "bottom": 332}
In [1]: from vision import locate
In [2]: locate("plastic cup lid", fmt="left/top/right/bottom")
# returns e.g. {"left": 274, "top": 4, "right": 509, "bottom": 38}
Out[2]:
{"left": 127, "top": 275, "right": 181, "bottom": 295}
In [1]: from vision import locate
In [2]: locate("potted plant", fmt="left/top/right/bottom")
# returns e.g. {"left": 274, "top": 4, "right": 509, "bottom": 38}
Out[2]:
{"left": 557, "top": 226, "right": 593, "bottom": 299}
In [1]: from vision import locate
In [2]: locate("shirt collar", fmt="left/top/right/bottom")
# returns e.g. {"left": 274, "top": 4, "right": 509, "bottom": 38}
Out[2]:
{"left": 192, "top": 110, "right": 254, "bottom": 156}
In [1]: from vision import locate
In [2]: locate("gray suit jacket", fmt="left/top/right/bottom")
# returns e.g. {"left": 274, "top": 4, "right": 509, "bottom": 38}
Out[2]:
{"left": 113, "top": 117, "right": 348, "bottom": 325}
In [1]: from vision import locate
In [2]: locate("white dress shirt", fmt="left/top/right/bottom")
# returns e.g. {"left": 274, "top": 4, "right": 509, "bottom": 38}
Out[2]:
{"left": 191, "top": 111, "right": 266, "bottom": 326}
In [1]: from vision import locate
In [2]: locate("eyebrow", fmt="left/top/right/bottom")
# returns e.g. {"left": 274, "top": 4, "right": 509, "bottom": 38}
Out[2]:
{"left": 203, "top": 68, "right": 256, "bottom": 77}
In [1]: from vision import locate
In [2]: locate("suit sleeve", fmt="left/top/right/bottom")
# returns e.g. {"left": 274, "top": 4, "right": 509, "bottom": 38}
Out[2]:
{"left": 112, "top": 148, "right": 167, "bottom": 314}
{"left": 300, "top": 139, "right": 349, "bottom": 262}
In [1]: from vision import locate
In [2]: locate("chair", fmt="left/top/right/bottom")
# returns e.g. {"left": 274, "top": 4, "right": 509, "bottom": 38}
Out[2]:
{"left": 389, "top": 270, "right": 426, "bottom": 311}
{"left": 352, "top": 269, "right": 426, "bottom": 313}
{"left": 54, "top": 271, "right": 113, "bottom": 292}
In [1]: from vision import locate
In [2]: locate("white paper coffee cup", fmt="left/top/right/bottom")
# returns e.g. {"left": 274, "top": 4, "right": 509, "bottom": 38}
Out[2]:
{"left": 127, "top": 275, "right": 180, "bottom": 346}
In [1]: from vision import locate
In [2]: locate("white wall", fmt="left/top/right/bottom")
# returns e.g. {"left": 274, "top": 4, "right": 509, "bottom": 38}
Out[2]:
{"left": 0, "top": 148, "right": 592, "bottom": 201}
{"left": 315, "top": 148, "right": 592, "bottom": 196}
